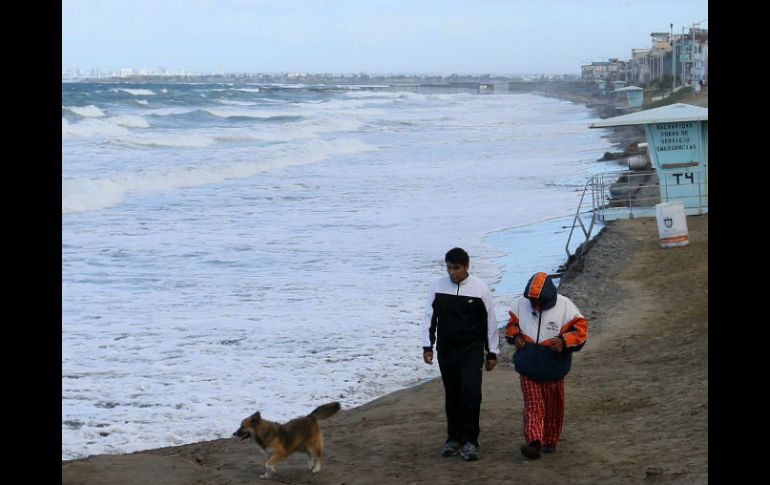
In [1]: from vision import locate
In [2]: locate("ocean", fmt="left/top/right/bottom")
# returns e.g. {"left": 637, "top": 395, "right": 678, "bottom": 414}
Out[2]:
{"left": 62, "top": 82, "right": 618, "bottom": 460}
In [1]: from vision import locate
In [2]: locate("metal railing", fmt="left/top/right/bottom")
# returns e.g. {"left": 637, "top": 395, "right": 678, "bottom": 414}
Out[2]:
{"left": 562, "top": 167, "right": 708, "bottom": 264}
{"left": 592, "top": 169, "right": 661, "bottom": 215}
{"left": 562, "top": 177, "right": 599, "bottom": 269}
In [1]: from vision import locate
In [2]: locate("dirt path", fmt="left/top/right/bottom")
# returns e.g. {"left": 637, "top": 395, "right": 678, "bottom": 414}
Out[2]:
{"left": 63, "top": 214, "right": 708, "bottom": 484}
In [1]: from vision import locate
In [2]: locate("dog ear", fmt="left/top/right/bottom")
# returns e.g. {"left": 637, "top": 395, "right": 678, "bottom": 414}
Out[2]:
{"left": 250, "top": 411, "right": 261, "bottom": 423}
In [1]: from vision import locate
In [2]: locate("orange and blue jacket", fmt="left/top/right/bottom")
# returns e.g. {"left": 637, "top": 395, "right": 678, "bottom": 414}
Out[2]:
{"left": 505, "top": 272, "right": 587, "bottom": 380}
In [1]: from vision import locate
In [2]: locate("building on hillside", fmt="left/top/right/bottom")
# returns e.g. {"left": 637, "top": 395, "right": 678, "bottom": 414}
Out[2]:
{"left": 580, "top": 58, "right": 628, "bottom": 82}
{"left": 581, "top": 61, "right": 608, "bottom": 81}
{"left": 629, "top": 49, "right": 652, "bottom": 84}
{"left": 646, "top": 32, "right": 674, "bottom": 84}
{"left": 681, "top": 28, "right": 708, "bottom": 84}
{"left": 595, "top": 26, "right": 707, "bottom": 88}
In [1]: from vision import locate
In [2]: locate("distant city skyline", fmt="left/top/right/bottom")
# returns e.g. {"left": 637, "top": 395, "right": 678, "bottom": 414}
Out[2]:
{"left": 61, "top": 67, "right": 578, "bottom": 79}
{"left": 63, "top": 0, "right": 707, "bottom": 76}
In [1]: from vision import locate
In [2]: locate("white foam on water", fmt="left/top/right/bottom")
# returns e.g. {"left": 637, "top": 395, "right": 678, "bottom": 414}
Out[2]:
{"left": 62, "top": 87, "right": 619, "bottom": 460}
{"left": 113, "top": 88, "right": 157, "bottom": 96}
{"left": 64, "top": 105, "right": 106, "bottom": 117}
{"left": 62, "top": 118, "right": 131, "bottom": 138}
{"left": 62, "top": 137, "right": 376, "bottom": 213}
{"left": 107, "top": 114, "right": 150, "bottom": 128}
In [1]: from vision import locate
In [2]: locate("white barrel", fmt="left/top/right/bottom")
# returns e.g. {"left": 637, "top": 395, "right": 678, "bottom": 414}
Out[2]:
{"left": 627, "top": 154, "right": 648, "bottom": 170}
{"left": 655, "top": 201, "right": 689, "bottom": 248}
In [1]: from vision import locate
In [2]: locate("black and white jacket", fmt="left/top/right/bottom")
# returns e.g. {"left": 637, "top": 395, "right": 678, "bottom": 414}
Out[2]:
{"left": 422, "top": 274, "right": 499, "bottom": 358}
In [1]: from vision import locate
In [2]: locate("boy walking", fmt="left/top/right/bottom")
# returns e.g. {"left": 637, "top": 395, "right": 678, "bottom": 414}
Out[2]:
{"left": 422, "top": 247, "right": 499, "bottom": 461}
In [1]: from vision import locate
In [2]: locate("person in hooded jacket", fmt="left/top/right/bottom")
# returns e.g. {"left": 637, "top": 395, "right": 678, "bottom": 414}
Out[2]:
{"left": 505, "top": 271, "right": 588, "bottom": 459}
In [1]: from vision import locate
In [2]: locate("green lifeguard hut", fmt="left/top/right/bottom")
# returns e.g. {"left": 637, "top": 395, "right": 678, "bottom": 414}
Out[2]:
{"left": 589, "top": 103, "right": 708, "bottom": 216}
{"left": 613, "top": 86, "right": 644, "bottom": 108}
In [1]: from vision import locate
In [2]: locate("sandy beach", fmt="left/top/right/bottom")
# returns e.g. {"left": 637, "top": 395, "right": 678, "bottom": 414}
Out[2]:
{"left": 62, "top": 89, "right": 708, "bottom": 485}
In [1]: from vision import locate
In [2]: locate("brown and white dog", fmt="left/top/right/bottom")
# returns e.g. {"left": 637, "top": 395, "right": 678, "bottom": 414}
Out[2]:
{"left": 233, "top": 401, "right": 341, "bottom": 479}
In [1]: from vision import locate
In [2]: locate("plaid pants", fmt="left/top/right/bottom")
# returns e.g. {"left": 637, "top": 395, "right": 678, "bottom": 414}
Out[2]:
{"left": 519, "top": 374, "right": 565, "bottom": 445}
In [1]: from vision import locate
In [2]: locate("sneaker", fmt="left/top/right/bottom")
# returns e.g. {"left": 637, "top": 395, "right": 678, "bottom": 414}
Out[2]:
{"left": 520, "top": 440, "right": 542, "bottom": 459}
{"left": 460, "top": 442, "right": 479, "bottom": 461}
{"left": 542, "top": 443, "right": 556, "bottom": 453}
{"left": 441, "top": 440, "right": 462, "bottom": 457}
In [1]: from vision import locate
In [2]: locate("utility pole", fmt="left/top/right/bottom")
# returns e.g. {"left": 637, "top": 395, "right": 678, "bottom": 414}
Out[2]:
{"left": 669, "top": 23, "right": 676, "bottom": 94}
{"left": 681, "top": 26, "right": 686, "bottom": 86}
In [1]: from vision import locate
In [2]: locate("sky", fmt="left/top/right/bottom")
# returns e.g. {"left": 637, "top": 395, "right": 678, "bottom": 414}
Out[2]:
{"left": 62, "top": 0, "right": 708, "bottom": 76}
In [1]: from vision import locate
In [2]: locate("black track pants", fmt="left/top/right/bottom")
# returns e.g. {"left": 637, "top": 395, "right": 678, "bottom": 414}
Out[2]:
{"left": 438, "top": 346, "right": 485, "bottom": 446}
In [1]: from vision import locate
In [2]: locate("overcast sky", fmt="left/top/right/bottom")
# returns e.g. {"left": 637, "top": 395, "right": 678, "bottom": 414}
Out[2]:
{"left": 62, "top": 0, "right": 708, "bottom": 75}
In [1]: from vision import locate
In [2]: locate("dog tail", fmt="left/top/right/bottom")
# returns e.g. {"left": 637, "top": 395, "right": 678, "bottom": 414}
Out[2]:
{"left": 309, "top": 401, "right": 341, "bottom": 421}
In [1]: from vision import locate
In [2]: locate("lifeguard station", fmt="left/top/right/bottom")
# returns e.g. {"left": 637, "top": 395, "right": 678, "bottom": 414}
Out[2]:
{"left": 563, "top": 103, "right": 708, "bottom": 262}
{"left": 613, "top": 86, "right": 644, "bottom": 109}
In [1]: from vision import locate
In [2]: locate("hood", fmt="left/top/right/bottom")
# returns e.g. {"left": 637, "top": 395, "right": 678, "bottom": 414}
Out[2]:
{"left": 523, "top": 272, "right": 557, "bottom": 310}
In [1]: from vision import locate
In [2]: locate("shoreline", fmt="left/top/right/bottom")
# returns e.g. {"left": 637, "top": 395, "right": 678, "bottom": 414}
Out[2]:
{"left": 540, "top": 89, "right": 646, "bottom": 165}
{"left": 63, "top": 90, "right": 708, "bottom": 483}
{"left": 61, "top": 88, "right": 624, "bottom": 466}
{"left": 63, "top": 213, "right": 708, "bottom": 484}
{"left": 62, "top": 89, "right": 620, "bottom": 463}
